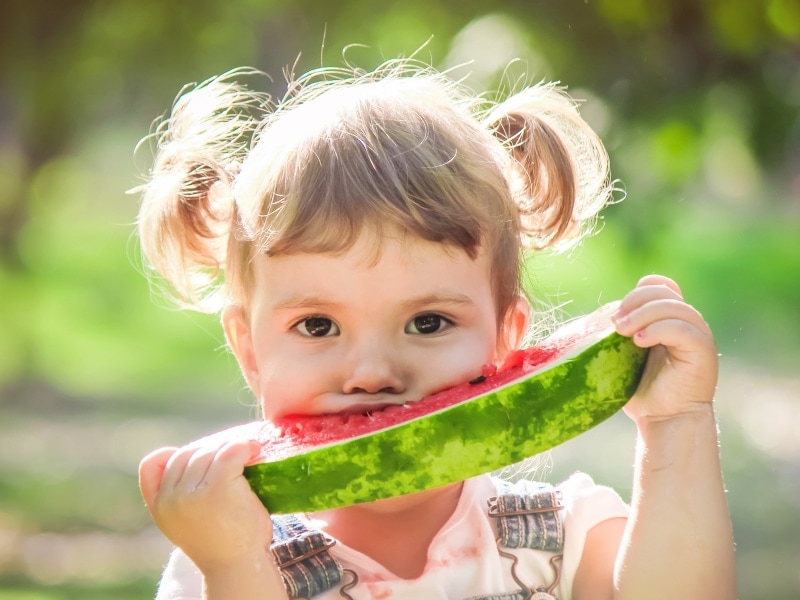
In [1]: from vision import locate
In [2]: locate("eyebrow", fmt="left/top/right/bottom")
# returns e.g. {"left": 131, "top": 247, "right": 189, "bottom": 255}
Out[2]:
{"left": 397, "top": 292, "right": 476, "bottom": 312}
{"left": 271, "top": 295, "right": 341, "bottom": 312}
{"left": 271, "top": 292, "right": 476, "bottom": 313}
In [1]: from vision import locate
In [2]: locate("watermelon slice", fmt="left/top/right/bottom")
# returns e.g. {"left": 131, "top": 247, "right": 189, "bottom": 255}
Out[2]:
{"left": 207, "top": 302, "right": 646, "bottom": 514}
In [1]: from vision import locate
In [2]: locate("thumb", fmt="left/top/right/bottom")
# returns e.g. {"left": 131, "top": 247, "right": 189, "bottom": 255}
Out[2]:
{"left": 138, "top": 446, "right": 179, "bottom": 510}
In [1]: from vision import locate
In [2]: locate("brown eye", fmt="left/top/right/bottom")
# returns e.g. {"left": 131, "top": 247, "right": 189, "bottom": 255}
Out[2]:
{"left": 296, "top": 317, "right": 339, "bottom": 337}
{"left": 406, "top": 313, "right": 451, "bottom": 335}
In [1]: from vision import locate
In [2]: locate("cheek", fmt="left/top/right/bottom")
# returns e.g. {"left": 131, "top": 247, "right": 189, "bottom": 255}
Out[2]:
{"left": 425, "top": 330, "right": 498, "bottom": 390}
{"left": 256, "top": 368, "right": 306, "bottom": 420}
{"left": 254, "top": 351, "right": 336, "bottom": 420}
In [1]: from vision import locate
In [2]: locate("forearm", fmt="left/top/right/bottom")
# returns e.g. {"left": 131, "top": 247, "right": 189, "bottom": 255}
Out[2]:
{"left": 202, "top": 550, "right": 289, "bottom": 600}
{"left": 615, "top": 405, "right": 736, "bottom": 599}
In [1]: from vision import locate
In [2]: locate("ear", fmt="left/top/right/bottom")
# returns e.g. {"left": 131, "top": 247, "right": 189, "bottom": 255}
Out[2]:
{"left": 221, "top": 304, "right": 261, "bottom": 396}
{"left": 496, "top": 295, "right": 531, "bottom": 360}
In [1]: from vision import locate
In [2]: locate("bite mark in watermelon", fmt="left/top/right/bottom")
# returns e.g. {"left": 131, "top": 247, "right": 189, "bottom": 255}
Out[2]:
{"left": 207, "top": 302, "right": 647, "bottom": 514}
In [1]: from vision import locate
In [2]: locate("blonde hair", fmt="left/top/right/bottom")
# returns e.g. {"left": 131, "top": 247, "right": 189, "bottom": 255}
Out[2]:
{"left": 135, "top": 59, "right": 613, "bottom": 324}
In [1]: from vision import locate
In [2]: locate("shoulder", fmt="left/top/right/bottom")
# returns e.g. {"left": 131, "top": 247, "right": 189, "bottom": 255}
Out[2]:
{"left": 558, "top": 474, "right": 628, "bottom": 599}
{"left": 489, "top": 472, "right": 629, "bottom": 524}
{"left": 489, "top": 472, "right": 628, "bottom": 600}
{"left": 556, "top": 472, "right": 629, "bottom": 530}
{"left": 558, "top": 473, "right": 628, "bottom": 599}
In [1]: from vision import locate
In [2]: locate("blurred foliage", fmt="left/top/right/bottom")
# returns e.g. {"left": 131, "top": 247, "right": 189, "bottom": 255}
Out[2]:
{"left": 0, "top": 578, "right": 156, "bottom": 600}
{"left": 0, "top": 0, "right": 798, "bottom": 598}
{"left": 1, "top": 0, "right": 799, "bottom": 399}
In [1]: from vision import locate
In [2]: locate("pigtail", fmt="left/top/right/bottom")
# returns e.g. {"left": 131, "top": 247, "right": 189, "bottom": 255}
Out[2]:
{"left": 484, "top": 83, "right": 613, "bottom": 251}
{"left": 134, "top": 68, "right": 268, "bottom": 310}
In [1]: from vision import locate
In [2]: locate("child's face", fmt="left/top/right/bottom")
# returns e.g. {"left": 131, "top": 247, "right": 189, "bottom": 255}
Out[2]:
{"left": 223, "top": 231, "right": 528, "bottom": 421}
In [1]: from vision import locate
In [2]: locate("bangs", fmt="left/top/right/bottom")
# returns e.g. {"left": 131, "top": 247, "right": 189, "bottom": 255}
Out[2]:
{"left": 228, "top": 74, "right": 524, "bottom": 323}
{"left": 252, "top": 100, "right": 502, "bottom": 260}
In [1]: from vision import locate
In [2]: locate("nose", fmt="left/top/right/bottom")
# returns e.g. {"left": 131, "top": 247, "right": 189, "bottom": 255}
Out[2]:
{"left": 342, "top": 340, "right": 406, "bottom": 396}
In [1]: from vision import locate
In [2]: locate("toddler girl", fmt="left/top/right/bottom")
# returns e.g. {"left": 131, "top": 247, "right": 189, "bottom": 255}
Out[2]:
{"left": 136, "top": 59, "right": 736, "bottom": 599}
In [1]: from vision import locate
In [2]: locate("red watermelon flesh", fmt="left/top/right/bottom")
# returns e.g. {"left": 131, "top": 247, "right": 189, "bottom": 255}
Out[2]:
{"left": 259, "top": 345, "right": 558, "bottom": 460}
{"left": 193, "top": 301, "right": 648, "bottom": 513}
{"left": 245, "top": 304, "right": 609, "bottom": 462}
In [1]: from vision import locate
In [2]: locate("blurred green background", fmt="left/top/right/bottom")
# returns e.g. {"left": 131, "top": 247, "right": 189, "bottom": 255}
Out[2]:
{"left": 1, "top": 1, "right": 798, "bottom": 598}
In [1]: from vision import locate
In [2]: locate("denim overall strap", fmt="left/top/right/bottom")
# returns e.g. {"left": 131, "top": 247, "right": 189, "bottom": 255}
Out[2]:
{"left": 270, "top": 514, "right": 344, "bottom": 599}
{"left": 469, "top": 592, "right": 556, "bottom": 600}
{"left": 489, "top": 479, "right": 565, "bottom": 552}
{"left": 468, "top": 479, "right": 565, "bottom": 600}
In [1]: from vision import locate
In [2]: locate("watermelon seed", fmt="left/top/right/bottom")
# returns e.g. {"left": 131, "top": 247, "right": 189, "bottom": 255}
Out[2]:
{"left": 469, "top": 375, "right": 487, "bottom": 384}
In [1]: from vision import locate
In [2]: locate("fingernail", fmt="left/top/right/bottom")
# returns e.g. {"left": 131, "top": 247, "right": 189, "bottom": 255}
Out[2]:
{"left": 248, "top": 440, "right": 262, "bottom": 461}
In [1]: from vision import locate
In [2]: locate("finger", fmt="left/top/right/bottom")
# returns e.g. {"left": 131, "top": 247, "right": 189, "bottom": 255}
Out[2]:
{"left": 205, "top": 440, "right": 261, "bottom": 485}
{"left": 616, "top": 298, "right": 710, "bottom": 339}
{"left": 616, "top": 282, "right": 683, "bottom": 319}
{"left": 158, "top": 445, "right": 199, "bottom": 493}
{"left": 176, "top": 446, "right": 221, "bottom": 492}
{"left": 242, "top": 439, "right": 264, "bottom": 466}
{"left": 629, "top": 318, "right": 717, "bottom": 366}
{"left": 632, "top": 314, "right": 714, "bottom": 351}
{"left": 636, "top": 274, "right": 683, "bottom": 297}
{"left": 139, "top": 446, "right": 179, "bottom": 509}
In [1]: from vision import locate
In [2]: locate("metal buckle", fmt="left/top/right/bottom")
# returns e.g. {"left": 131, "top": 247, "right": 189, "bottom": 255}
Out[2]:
{"left": 487, "top": 490, "right": 564, "bottom": 517}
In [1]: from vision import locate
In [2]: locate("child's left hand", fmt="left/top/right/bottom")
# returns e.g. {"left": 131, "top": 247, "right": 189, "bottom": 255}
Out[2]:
{"left": 613, "top": 274, "right": 719, "bottom": 424}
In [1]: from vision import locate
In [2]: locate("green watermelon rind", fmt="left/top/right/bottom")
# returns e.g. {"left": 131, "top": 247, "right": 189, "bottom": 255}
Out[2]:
{"left": 244, "top": 328, "right": 647, "bottom": 514}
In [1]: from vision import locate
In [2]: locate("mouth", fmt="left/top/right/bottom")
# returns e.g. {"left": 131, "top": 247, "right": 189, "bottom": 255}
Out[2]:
{"left": 271, "top": 401, "right": 413, "bottom": 439}
{"left": 336, "top": 402, "right": 410, "bottom": 418}
{"left": 274, "top": 401, "right": 411, "bottom": 426}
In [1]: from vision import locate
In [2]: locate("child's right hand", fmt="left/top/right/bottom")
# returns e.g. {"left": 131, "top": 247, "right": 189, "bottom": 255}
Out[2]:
{"left": 138, "top": 439, "right": 274, "bottom": 575}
